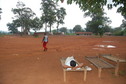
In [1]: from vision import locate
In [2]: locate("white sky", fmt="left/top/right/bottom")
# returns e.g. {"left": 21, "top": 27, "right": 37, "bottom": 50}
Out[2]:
{"left": 0, "top": 0, "right": 124, "bottom": 32}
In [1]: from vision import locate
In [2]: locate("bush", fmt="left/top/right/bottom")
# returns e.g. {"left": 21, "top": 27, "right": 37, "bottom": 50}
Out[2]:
{"left": 113, "top": 31, "right": 124, "bottom": 36}
{"left": 33, "top": 34, "right": 39, "bottom": 38}
{"left": 0, "top": 31, "right": 11, "bottom": 36}
{"left": 66, "top": 33, "right": 76, "bottom": 35}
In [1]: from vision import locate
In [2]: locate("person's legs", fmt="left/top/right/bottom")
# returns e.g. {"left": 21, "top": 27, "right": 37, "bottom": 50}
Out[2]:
{"left": 43, "top": 42, "right": 48, "bottom": 51}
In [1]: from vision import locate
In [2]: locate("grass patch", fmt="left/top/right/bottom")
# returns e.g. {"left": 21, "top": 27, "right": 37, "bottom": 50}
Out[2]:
{"left": 33, "top": 34, "right": 39, "bottom": 38}
{"left": 119, "top": 70, "right": 126, "bottom": 76}
{"left": 111, "top": 70, "right": 126, "bottom": 76}
{"left": 0, "top": 34, "right": 4, "bottom": 37}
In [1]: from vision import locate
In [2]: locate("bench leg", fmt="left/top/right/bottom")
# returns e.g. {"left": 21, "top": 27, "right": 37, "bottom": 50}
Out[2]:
{"left": 98, "top": 68, "right": 102, "bottom": 78}
{"left": 115, "top": 60, "right": 119, "bottom": 76}
{"left": 84, "top": 69, "right": 87, "bottom": 81}
{"left": 63, "top": 70, "right": 66, "bottom": 82}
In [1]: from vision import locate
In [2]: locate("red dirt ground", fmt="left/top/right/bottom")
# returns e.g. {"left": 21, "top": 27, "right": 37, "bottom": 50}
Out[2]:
{"left": 0, "top": 35, "right": 126, "bottom": 84}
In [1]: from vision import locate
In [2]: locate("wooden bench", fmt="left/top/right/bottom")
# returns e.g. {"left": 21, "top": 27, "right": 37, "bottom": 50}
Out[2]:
{"left": 85, "top": 56, "right": 118, "bottom": 78}
{"left": 60, "top": 57, "right": 87, "bottom": 82}
{"left": 101, "top": 54, "right": 126, "bottom": 76}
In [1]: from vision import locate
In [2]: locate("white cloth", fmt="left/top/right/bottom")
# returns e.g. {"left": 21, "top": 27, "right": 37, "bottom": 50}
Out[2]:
{"left": 43, "top": 35, "right": 48, "bottom": 42}
{"left": 85, "top": 66, "right": 92, "bottom": 71}
{"left": 65, "top": 56, "right": 79, "bottom": 70}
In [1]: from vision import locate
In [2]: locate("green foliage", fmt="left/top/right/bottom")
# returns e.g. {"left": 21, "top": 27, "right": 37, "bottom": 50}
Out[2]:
{"left": 113, "top": 31, "right": 123, "bottom": 36}
{"left": 112, "top": 27, "right": 125, "bottom": 36}
{"left": 104, "top": 25, "right": 113, "bottom": 32}
{"left": 0, "top": 8, "right": 2, "bottom": 20}
{"left": 98, "top": 28, "right": 104, "bottom": 37}
{"left": 40, "top": 0, "right": 57, "bottom": 32}
{"left": 40, "top": 0, "right": 66, "bottom": 33}
{"left": 123, "top": 30, "right": 126, "bottom": 36}
{"left": 33, "top": 34, "right": 39, "bottom": 38}
{"left": 121, "top": 19, "right": 126, "bottom": 31}
{"left": 57, "top": 0, "right": 126, "bottom": 18}
{"left": 0, "top": 31, "right": 11, "bottom": 37}
{"left": 73, "top": 25, "right": 83, "bottom": 32}
{"left": 59, "top": 27, "right": 67, "bottom": 33}
{"left": 31, "top": 17, "right": 43, "bottom": 32}
{"left": 85, "top": 6, "right": 111, "bottom": 37}
{"left": 52, "top": 29, "right": 57, "bottom": 34}
{"left": 56, "top": 7, "right": 66, "bottom": 33}
{"left": 0, "top": 8, "right": 2, "bottom": 13}
{"left": 68, "top": 29, "right": 74, "bottom": 33}
{"left": 119, "top": 70, "right": 126, "bottom": 76}
{"left": 7, "top": 19, "right": 20, "bottom": 34}
{"left": 10, "top": 1, "right": 36, "bottom": 35}
{"left": 66, "top": 33, "right": 75, "bottom": 35}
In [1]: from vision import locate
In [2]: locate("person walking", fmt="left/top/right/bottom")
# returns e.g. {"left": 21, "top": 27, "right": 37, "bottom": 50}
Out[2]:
{"left": 42, "top": 33, "right": 48, "bottom": 51}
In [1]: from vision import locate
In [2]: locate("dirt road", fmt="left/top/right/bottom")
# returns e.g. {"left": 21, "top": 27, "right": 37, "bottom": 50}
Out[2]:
{"left": 0, "top": 35, "right": 126, "bottom": 84}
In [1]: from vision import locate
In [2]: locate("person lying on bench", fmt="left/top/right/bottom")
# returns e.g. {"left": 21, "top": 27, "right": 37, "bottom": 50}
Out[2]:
{"left": 63, "top": 56, "right": 83, "bottom": 70}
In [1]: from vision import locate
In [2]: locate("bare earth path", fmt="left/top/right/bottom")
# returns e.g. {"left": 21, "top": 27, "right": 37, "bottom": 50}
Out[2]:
{"left": 0, "top": 35, "right": 126, "bottom": 84}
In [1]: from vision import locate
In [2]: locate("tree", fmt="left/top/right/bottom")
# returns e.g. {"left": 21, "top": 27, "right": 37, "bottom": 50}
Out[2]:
{"left": 11, "top": 1, "right": 36, "bottom": 35}
{"left": 85, "top": 6, "right": 111, "bottom": 36}
{"left": 56, "top": 7, "right": 66, "bottom": 33}
{"left": 7, "top": 19, "right": 20, "bottom": 34}
{"left": 7, "top": 23, "right": 19, "bottom": 34}
{"left": 52, "top": 29, "right": 57, "bottom": 34}
{"left": 0, "top": 8, "right": 2, "bottom": 20}
{"left": 57, "top": 0, "right": 126, "bottom": 18}
{"left": 73, "top": 25, "right": 83, "bottom": 32}
{"left": 112, "top": 27, "right": 124, "bottom": 36}
{"left": 59, "top": 27, "right": 67, "bottom": 33}
{"left": 104, "top": 25, "right": 113, "bottom": 32}
{"left": 120, "top": 19, "right": 126, "bottom": 35}
{"left": 40, "top": 0, "right": 66, "bottom": 33}
{"left": 31, "top": 17, "right": 43, "bottom": 33}
{"left": 40, "top": 0, "right": 57, "bottom": 33}
{"left": 86, "top": 15, "right": 111, "bottom": 35}
{"left": 121, "top": 19, "right": 126, "bottom": 29}
{"left": 68, "top": 29, "right": 73, "bottom": 33}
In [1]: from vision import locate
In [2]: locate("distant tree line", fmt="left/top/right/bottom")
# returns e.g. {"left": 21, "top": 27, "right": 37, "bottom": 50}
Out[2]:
{"left": 1, "top": 0, "right": 126, "bottom": 36}
{"left": 52, "top": 24, "right": 126, "bottom": 36}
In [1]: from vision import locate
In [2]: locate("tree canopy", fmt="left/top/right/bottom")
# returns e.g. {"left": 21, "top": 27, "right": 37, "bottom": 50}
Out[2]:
{"left": 57, "top": 0, "right": 126, "bottom": 18}
{"left": 9, "top": 1, "right": 36, "bottom": 34}
{"left": 56, "top": 7, "right": 66, "bottom": 33}
{"left": 0, "top": 8, "right": 2, "bottom": 20}
{"left": 73, "top": 25, "right": 83, "bottom": 32}
{"left": 40, "top": 0, "right": 57, "bottom": 32}
{"left": 85, "top": 5, "right": 111, "bottom": 36}
{"left": 59, "top": 27, "right": 67, "bottom": 33}
{"left": 40, "top": 0, "right": 66, "bottom": 33}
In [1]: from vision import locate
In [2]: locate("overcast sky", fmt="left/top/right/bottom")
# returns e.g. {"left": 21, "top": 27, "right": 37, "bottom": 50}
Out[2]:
{"left": 0, "top": 0, "right": 124, "bottom": 32}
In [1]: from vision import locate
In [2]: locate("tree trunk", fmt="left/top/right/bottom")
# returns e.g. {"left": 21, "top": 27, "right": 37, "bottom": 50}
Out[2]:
{"left": 50, "top": 24, "right": 52, "bottom": 33}
{"left": 49, "top": 24, "right": 52, "bottom": 33}
{"left": 45, "top": 23, "right": 47, "bottom": 32}
{"left": 57, "top": 23, "right": 59, "bottom": 33}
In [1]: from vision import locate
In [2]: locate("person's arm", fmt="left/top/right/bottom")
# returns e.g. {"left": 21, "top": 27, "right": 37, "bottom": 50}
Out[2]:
{"left": 62, "top": 64, "right": 72, "bottom": 68}
{"left": 42, "top": 36, "right": 45, "bottom": 43}
{"left": 73, "top": 63, "right": 84, "bottom": 70}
